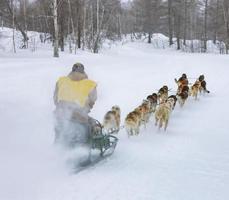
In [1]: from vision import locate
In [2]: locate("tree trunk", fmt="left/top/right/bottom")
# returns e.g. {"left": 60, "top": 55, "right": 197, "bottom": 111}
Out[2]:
{"left": 118, "top": 13, "right": 122, "bottom": 40}
{"left": 148, "top": 32, "right": 151, "bottom": 43}
{"left": 203, "top": 0, "right": 208, "bottom": 52}
{"left": 82, "top": 2, "right": 86, "bottom": 50}
{"left": 213, "top": 0, "right": 219, "bottom": 44}
{"left": 168, "top": 0, "right": 173, "bottom": 45}
{"left": 77, "top": 1, "right": 81, "bottom": 49}
{"left": 53, "top": 0, "right": 59, "bottom": 57}
{"left": 190, "top": 0, "right": 196, "bottom": 52}
{"left": 11, "top": 0, "right": 16, "bottom": 53}
{"left": 59, "top": 11, "right": 65, "bottom": 52}
{"left": 23, "top": 0, "right": 28, "bottom": 48}
{"left": 60, "top": 35, "right": 64, "bottom": 51}
{"left": 225, "top": 1, "right": 229, "bottom": 54}
{"left": 78, "top": 24, "right": 81, "bottom": 49}
{"left": 183, "top": 0, "right": 187, "bottom": 46}
{"left": 93, "top": 0, "right": 100, "bottom": 53}
{"left": 175, "top": 1, "right": 181, "bottom": 51}
{"left": 176, "top": 16, "right": 181, "bottom": 50}
{"left": 222, "top": 0, "right": 229, "bottom": 54}
{"left": 5, "top": 0, "right": 29, "bottom": 45}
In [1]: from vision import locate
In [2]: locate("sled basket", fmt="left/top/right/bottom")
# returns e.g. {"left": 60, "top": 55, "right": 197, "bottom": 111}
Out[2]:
{"left": 91, "top": 134, "right": 118, "bottom": 156}
{"left": 90, "top": 119, "right": 118, "bottom": 156}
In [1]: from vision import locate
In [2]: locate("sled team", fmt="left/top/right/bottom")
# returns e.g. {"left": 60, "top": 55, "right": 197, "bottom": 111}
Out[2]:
{"left": 53, "top": 63, "right": 210, "bottom": 149}
{"left": 124, "top": 73, "right": 210, "bottom": 135}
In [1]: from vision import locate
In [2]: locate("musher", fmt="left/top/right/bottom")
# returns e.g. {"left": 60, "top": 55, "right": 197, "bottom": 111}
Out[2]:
{"left": 53, "top": 63, "right": 97, "bottom": 148}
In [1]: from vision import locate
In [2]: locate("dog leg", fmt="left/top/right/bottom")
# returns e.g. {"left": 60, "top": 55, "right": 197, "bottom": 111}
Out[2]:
{"left": 136, "top": 126, "right": 140, "bottom": 135}
{"left": 164, "top": 119, "right": 168, "bottom": 131}
{"left": 153, "top": 104, "right": 157, "bottom": 113}
{"left": 194, "top": 92, "right": 198, "bottom": 100}
{"left": 155, "top": 117, "right": 158, "bottom": 126}
{"left": 159, "top": 119, "right": 163, "bottom": 129}
{"left": 126, "top": 127, "right": 130, "bottom": 137}
{"left": 143, "top": 120, "right": 146, "bottom": 129}
{"left": 127, "top": 131, "right": 130, "bottom": 138}
{"left": 177, "top": 98, "right": 182, "bottom": 107}
{"left": 199, "top": 88, "right": 203, "bottom": 95}
{"left": 181, "top": 100, "right": 185, "bottom": 107}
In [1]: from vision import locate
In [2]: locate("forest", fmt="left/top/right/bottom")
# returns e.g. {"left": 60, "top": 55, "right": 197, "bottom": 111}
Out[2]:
{"left": 0, "top": 0, "right": 229, "bottom": 56}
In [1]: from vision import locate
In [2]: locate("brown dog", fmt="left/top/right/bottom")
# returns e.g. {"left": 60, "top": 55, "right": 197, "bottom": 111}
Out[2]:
{"left": 158, "top": 85, "right": 169, "bottom": 103}
{"left": 139, "top": 100, "right": 151, "bottom": 127}
{"left": 190, "top": 80, "right": 201, "bottom": 100}
{"left": 198, "top": 75, "right": 210, "bottom": 94}
{"left": 147, "top": 93, "right": 158, "bottom": 113}
{"left": 167, "top": 95, "right": 177, "bottom": 110}
{"left": 177, "top": 85, "right": 189, "bottom": 107}
{"left": 175, "top": 73, "right": 189, "bottom": 87}
{"left": 111, "top": 105, "right": 121, "bottom": 129}
{"left": 166, "top": 98, "right": 175, "bottom": 112}
{"left": 103, "top": 105, "right": 121, "bottom": 134}
{"left": 175, "top": 74, "right": 189, "bottom": 95}
{"left": 125, "top": 110, "right": 141, "bottom": 136}
{"left": 155, "top": 102, "right": 171, "bottom": 131}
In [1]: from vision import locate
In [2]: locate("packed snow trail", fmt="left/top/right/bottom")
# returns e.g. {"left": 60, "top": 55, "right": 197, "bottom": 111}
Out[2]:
{"left": 0, "top": 42, "right": 229, "bottom": 200}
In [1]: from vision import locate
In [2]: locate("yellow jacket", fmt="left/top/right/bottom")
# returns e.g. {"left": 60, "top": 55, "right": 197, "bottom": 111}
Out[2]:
{"left": 56, "top": 76, "right": 97, "bottom": 107}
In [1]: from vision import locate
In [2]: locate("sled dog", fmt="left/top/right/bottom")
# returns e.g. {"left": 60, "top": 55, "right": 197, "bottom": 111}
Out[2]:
{"left": 167, "top": 95, "right": 177, "bottom": 110}
{"left": 198, "top": 75, "right": 210, "bottom": 94}
{"left": 155, "top": 102, "right": 171, "bottom": 131}
{"left": 177, "top": 85, "right": 189, "bottom": 107}
{"left": 103, "top": 105, "right": 121, "bottom": 134}
{"left": 139, "top": 100, "right": 151, "bottom": 126}
{"left": 158, "top": 85, "right": 169, "bottom": 103}
{"left": 190, "top": 80, "right": 201, "bottom": 100}
{"left": 147, "top": 93, "right": 158, "bottom": 113}
{"left": 111, "top": 105, "right": 121, "bottom": 129}
{"left": 175, "top": 73, "right": 189, "bottom": 88}
{"left": 125, "top": 110, "right": 141, "bottom": 136}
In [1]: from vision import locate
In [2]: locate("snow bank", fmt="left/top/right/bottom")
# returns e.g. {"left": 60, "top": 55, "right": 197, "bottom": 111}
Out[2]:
{"left": 0, "top": 27, "right": 50, "bottom": 52}
{"left": 1, "top": 27, "right": 226, "bottom": 55}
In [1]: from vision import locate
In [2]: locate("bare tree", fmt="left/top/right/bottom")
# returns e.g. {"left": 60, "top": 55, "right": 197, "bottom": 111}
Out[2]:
{"left": 168, "top": 0, "right": 173, "bottom": 45}
{"left": 203, "top": 0, "right": 208, "bottom": 52}
{"left": 183, "top": 0, "right": 188, "bottom": 45}
{"left": 223, "top": 0, "right": 229, "bottom": 53}
{"left": 1, "top": 0, "right": 229, "bottom": 55}
{"left": 11, "top": 0, "right": 16, "bottom": 53}
{"left": 53, "top": 0, "right": 59, "bottom": 57}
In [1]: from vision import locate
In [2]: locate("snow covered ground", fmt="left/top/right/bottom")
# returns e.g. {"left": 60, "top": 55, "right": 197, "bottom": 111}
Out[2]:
{"left": 1, "top": 41, "right": 229, "bottom": 200}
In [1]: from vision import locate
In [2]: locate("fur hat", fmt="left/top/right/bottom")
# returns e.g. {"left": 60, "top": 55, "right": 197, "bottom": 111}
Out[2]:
{"left": 72, "top": 63, "right": 85, "bottom": 73}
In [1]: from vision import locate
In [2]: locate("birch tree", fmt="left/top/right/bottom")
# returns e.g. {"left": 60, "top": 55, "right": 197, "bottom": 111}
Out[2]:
{"left": 53, "top": 0, "right": 59, "bottom": 57}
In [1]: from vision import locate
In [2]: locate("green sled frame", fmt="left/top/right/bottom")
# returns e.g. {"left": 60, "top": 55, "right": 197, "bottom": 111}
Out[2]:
{"left": 89, "top": 119, "right": 118, "bottom": 157}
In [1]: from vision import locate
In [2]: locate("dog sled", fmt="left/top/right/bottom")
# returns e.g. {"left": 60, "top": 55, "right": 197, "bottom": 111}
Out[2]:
{"left": 90, "top": 119, "right": 118, "bottom": 157}
{"left": 71, "top": 119, "right": 119, "bottom": 172}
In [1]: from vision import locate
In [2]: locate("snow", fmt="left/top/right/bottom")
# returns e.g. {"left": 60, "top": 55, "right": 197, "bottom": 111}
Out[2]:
{"left": 0, "top": 26, "right": 225, "bottom": 54}
{"left": 0, "top": 27, "right": 49, "bottom": 52}
{"left": 1, "top": 36, "right": 229, "bottom": 200}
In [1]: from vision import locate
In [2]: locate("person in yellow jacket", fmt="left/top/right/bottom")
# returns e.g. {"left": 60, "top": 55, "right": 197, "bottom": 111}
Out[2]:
{"left": 53, "top": 63, "right": 97, "bottom": 148}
